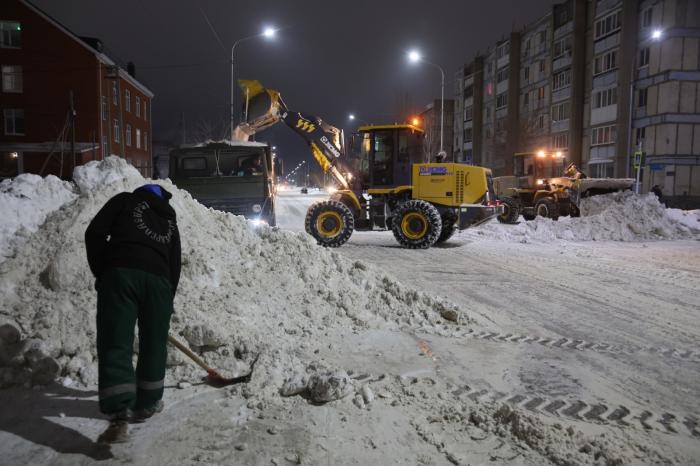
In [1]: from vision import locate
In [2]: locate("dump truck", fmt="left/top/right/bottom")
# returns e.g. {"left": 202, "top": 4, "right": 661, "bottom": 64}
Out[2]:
{"left": 233, "top": 80, "right": 503, "bottom": 248}
{"left": 169, "top": 140, "right": 276, "bottom": 225}
{"left": 494, "top": 150, "right": 634, "bottom": 223}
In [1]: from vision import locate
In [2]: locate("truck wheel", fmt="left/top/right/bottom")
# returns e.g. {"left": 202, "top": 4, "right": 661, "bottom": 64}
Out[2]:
{"left": 305, "top": 200, "right": 354, "bottom": 247}
{"left": 391, "top": 200, "right": 442, "bottom": 249}
{"left": 497, "top": 198, "right": 520, "bottom": 224}
{"left": 535, "top": 198, "right": 559, "bottom": 220}
{"left": 435, "top": 218, "right": 457, "bottom": 244}
{"left": 522, "top": 213, "right": 536, "bottom": 221}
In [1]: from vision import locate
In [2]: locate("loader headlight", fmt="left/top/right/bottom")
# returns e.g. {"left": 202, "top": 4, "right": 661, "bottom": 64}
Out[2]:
{"left": 251, "top": 218, "right": 268, "bottom": 227}
{"left": 327, "top": 186, "right": 338, "bottom": 194}
{"left": 252, "top": 204, "right": 262, "bottom": 213}
{"left": 536, "top": 179, "right": 545, "bottom": 185}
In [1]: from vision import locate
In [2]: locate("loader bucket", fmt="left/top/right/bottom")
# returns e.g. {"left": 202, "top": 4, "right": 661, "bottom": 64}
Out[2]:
{"left": 233, "top": 80, "right": 287, "bottom": 141}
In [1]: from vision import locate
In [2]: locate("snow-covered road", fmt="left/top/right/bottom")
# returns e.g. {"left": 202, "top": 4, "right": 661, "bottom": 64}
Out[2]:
{"left": 276, "top": 189, "right": 700, "bottom": 456}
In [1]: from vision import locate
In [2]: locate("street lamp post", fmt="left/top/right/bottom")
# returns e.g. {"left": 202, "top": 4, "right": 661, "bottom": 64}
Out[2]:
{"left": 408, "top": 50, "right": 446, "bottom": 160}
{"left": 626, "top": 29, "right": 663, "bottom": 192}
{"left": 230, "top": 27, "right": 276, "bottom": 140}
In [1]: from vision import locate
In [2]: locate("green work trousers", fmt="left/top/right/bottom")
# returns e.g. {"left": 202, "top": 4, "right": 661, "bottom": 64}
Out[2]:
{"left": 96, "top": 267, "right": 174, "bottom": 415}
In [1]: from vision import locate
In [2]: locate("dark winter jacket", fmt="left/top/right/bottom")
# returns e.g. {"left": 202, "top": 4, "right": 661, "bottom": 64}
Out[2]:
{"left": 85, "top": 186, "right": 182, "bottom": 293}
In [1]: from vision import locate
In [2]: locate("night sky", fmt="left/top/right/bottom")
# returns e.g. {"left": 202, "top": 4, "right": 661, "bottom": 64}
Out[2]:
{"left": 34, "top": 0, "right": 556, "bottom": 169}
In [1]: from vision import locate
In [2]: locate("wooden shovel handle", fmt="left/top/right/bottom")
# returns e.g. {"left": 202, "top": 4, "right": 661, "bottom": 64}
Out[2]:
{"left": 167, "top": 334, "right": 212, "bottom": 372}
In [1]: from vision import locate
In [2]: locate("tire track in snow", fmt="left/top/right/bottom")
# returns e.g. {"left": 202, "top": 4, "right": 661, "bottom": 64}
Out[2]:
{"left": 454, "top": 328, "right": 700, "bottom": 363}
{"left": 450, "top": 383, "right": 700, "bottom": 439}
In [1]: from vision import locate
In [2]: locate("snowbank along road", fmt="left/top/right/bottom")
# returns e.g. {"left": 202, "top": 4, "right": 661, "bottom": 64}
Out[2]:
{"left": 0, "top": 159, "right": 698, "bottom": 465}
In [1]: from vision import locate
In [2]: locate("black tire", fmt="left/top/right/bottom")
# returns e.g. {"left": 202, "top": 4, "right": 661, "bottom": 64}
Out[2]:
{"left": 305, "top": 200, "right": 354, "bottom": 247}
{"left": 391, "top": 200, "right": 442, "bottom": 249}
{"left": 569, "top": 204, "right": 581, "bottom": 217}
{"left": 435, "top": 218, "right": 457, "bottom": 244}
{"left": 496, "top": 198, "right": 520, "bottom": 224}
{"left": 535, "top": 198, "right": 559, "bottom": 220}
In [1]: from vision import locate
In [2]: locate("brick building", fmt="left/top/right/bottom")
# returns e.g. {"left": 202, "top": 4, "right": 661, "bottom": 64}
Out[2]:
{"left": 0, "top": 0, "right": 154, "bottom": 179}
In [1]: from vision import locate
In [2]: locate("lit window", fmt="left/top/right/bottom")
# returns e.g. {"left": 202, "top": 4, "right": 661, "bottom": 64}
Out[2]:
{"left": 126, "top": 125, "right": 132, "bottom": 146}
{"left": 125, "top": 89, "right": 131, "bottom": 112}
{"left": 3, "top": 108, "right": 24, "bottom": 135}
{"left": 0, "top": 22, "right": 21, "bottom": 48}
{"left": 136, "top": 97, "right": 141, "bottom": 117}
{"left": 1, "top": 65, "right": 22, "bottom": 92}
{"left": 136, "top": 128, "right": 141, "bottom": 149}
{"left": 101, "top": 96, "right": 107, "bottom": 120}
{"left": 112, "top": 82, "right": 118, "bottom": 105}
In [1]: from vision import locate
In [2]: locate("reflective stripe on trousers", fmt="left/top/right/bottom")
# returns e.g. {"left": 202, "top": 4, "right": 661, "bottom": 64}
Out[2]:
{"left": 99, "top": 383, "right": 137, "bottom": 400}
{"left": 137, "top": 379, "right": 165, "bottom": 390}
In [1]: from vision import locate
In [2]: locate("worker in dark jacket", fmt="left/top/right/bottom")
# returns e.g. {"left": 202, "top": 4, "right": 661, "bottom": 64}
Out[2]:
{"left": 85, "top": 184, "right": 181, "bottom": 443}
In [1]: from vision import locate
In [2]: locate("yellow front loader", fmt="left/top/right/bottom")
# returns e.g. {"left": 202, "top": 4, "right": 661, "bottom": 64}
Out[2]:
{"left": 234, "top": 81, "right": 502, "bottom": 248}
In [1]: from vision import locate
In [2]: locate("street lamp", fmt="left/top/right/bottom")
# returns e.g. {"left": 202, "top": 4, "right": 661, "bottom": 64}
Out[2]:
{"left": 348, "top": 114, "right": 369, "bottom": 125}
{"left": 626, "top": 29, "right": 663, "bottom": 191}
{"left": 407, "top": 49, "right": 446, "bottom": 160}
{"left": 230, "top": 26, "right": 277, "bottom": 139}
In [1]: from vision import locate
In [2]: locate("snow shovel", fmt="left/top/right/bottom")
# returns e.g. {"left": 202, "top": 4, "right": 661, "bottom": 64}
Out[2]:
{"left": 167, "top": 335, "right": 258, "bottom": 386}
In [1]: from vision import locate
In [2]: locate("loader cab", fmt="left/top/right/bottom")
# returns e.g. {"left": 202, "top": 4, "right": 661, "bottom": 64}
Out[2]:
{"left": 513, "top": 151, "right": 566, "bottom": 189}
{"left": 352, "top": 124, "right": 424, "bottom": 190}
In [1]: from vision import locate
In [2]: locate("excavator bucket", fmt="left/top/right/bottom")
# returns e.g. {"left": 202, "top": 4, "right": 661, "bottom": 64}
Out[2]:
{"left": 233, "top": 80, "right": 287, "bottom": 141}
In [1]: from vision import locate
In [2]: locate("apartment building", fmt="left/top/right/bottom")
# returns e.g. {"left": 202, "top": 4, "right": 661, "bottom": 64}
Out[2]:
{"left": 0, "top": 0, "right": 154, "bottom": 179}
{"left": 454, "top": 0, "right": 699, "bottom": 205}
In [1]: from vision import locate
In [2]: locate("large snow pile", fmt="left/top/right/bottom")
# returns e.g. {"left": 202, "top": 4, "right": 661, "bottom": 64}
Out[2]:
{"left": 0, "top": 174, "right": 77, "bottom": 263}
{"left": 0, "top": 156, "right": 464, "bottom": 389}
{"left": 466, "top": 191, "right": 697, "bottom": 243}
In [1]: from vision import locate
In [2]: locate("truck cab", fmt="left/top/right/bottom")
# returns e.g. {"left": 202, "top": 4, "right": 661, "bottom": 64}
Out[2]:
{"left": 169, "top": 141, "right": 276, "bottom": 225}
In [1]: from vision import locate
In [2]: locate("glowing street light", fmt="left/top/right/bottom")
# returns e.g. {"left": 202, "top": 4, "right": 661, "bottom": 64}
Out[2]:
{"left": 537, "top": 150, "right": 546, "bottom": 158}
{"left": 407, "top": 48, "right": 446, "bottom": 160}
{"left": 651, "top": 29, "right": 662, "bottom": 40}
{"left": 230, "top": 25, "right": 278, "bottom": 138}
{"left": 349, "top": 113, "right": 369, "bottom": 125}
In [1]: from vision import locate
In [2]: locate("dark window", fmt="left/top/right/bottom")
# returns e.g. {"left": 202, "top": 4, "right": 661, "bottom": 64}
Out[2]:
{"left": 539, "top": 60, "right": 546, "bottom": 73}
{"left": 464, "top": 85, "right": 473, "bottom": 98}
{"left": 0, "top": 22, "right": 21, "bottom": 48}
{"left": 3, "top": 108, "right": 24, "bottom": 135}
{"left": 496, "top": 67, "right": 509, "bottom": 83}
{"left": 464, "top": 128, "right": 473, "bottom": 142}
{"left": 496, "top": 92, "right": 508, "bottom": 109}
{"left": 181, "top": 156, "right": 207, "bottom": 172}
{"left": 372, "top": 131, "right": 394, "bottom": 185}
{"left": 639, "top": 47, "right": 650, "bottom": 67}
{"left": 642, "top": 8, "right": 652, "bottom": 27}
{"left": 638, "top": 88, "right": 648, "bottom": 107}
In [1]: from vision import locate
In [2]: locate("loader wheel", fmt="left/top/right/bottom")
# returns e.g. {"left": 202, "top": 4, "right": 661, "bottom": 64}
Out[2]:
{"left": 305, "top": 200, "right": 354, "bottom": 247}
{"left": 435, "top": 218, "right": 457, "bottom": 244}
{"left": 535, "top": 198, "right": 559, "bottom": 220}
{"left": 392, "top": 200, "right": 442, "bottom": 249}
{"left": 497, "top": 198, "right": 520, "bottom": 224}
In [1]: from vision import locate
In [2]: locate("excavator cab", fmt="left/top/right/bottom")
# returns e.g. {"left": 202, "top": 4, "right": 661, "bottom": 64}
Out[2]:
{"left": 352, "top": 125, "right": 425, "bottom": 190}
